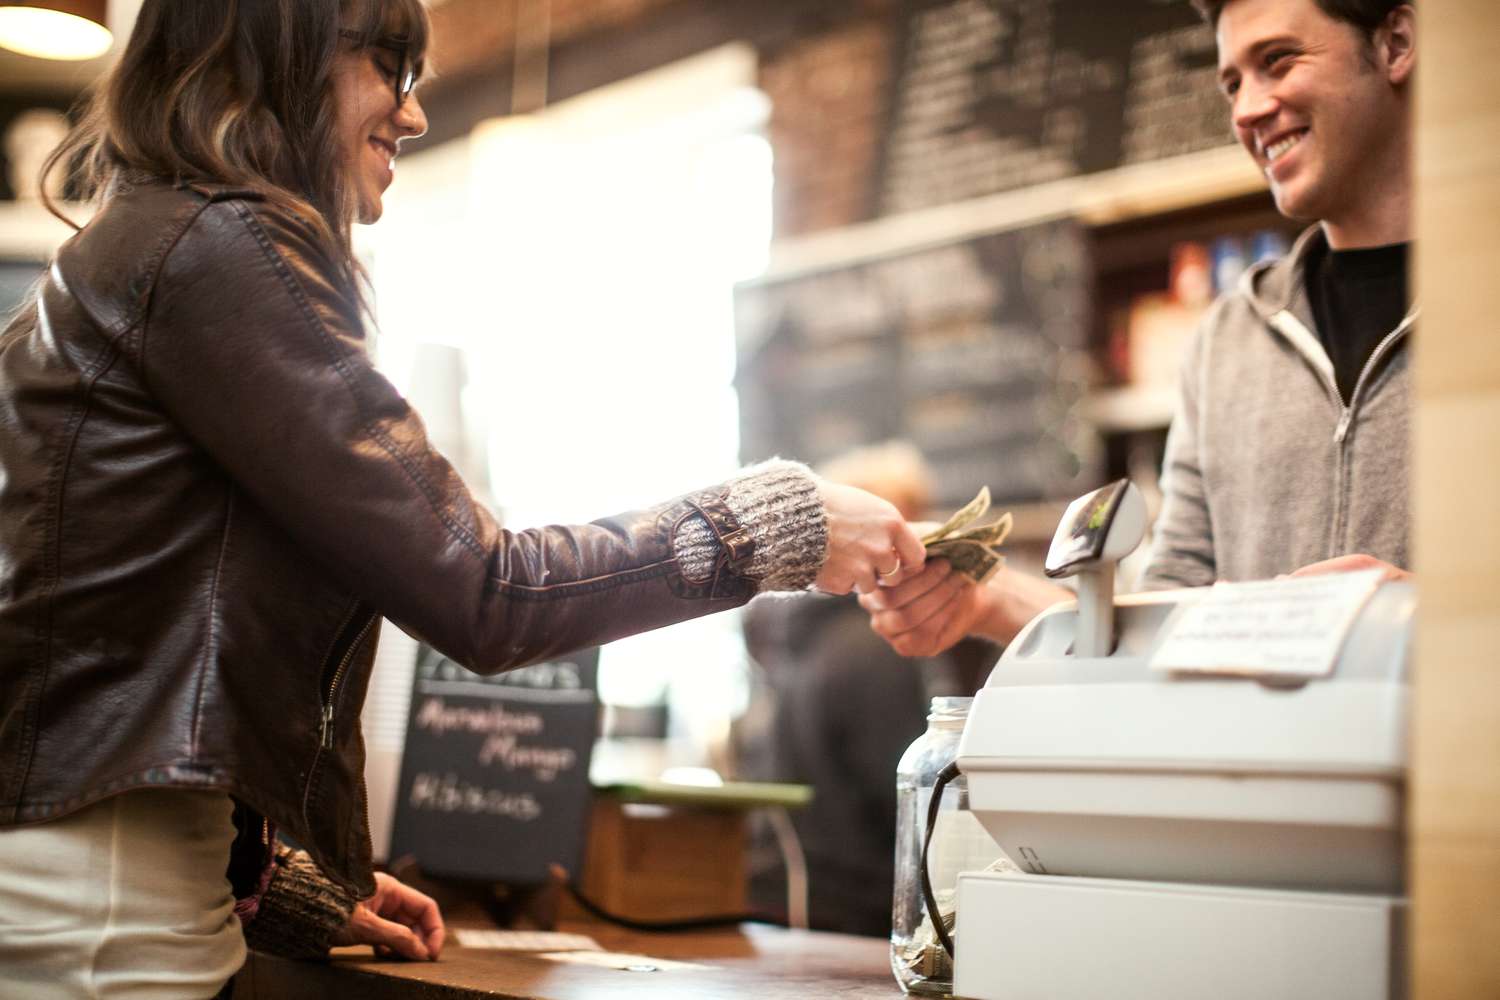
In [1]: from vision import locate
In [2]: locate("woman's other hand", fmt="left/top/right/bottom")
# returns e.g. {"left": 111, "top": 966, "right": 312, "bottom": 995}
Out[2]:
{"left": 814, "top": 480, "right": 926, "bottom": 595}
{"left": 332, "top": 872, "right": 446, "bottom": 961}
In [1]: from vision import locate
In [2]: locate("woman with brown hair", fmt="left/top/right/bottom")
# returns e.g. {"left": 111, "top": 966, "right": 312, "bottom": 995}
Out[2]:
{"left": 0, "top": 2, "right": 924, "bottom": 995}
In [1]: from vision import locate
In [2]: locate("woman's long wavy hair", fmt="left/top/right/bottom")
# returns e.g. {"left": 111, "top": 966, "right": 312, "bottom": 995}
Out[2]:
{"left": 41, "top": 0, "right": 429, "bottom": 298}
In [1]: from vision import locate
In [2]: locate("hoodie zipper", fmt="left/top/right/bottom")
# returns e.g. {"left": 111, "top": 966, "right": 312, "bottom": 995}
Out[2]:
{"left": 1271, "top": 308, "right": 1416, "bottom": 555}
{"left": 1336, "top": 317, "right": 1415, "bottom": 439}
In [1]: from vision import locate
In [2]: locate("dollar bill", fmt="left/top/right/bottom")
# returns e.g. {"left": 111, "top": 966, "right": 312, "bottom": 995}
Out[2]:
{"left": 898, "top": 890, "right": 958, "bottom": 980}
{"left": 922, "top": 488, "right": 1012, "bottom": 584}
{"left": 921, "top": 486, "right": 991, "bottom": 547}
{"left": 927, "top": 537, "right": 1003, "bottom": 584}
{"left": 948, "top": 511, "right": 1013, "bottom": 549}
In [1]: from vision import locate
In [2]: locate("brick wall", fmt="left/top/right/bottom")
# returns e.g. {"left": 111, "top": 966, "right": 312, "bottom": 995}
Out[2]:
{"left": 758, "top": 13, "right": 895, "bottom": 236}
{"left": 428, "top": 0, "right": 679, "bottom": 83}
{"left": 424, "top": 0, "right": 899, "bottom": 238}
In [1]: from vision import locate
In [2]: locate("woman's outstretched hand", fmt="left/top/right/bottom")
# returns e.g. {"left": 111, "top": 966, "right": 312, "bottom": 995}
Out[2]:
{"left": 814, "top": 480, "right": 926, "bottom": 595}
{"left": 332, "top": 872, "right": 446, "bottom": 961}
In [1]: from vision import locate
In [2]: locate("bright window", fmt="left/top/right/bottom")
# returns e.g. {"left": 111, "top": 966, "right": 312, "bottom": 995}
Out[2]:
{"left": 359, "top": 45, "right": 772, "bottom": 803}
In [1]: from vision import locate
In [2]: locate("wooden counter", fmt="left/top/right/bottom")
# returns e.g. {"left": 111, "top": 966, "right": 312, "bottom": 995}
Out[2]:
{"left": 233, "top": 922, "right": 900, "bottom": 999}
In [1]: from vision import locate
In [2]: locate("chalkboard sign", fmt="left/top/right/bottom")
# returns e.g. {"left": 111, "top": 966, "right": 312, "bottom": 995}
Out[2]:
{"left": 735, "top": 219, "right": 1100, "bottom": 510}
{"left": 878, "top": 0, "right": 1231, "bottom": 215}
{"left": 388, "top": 646, "right": 600, "bottom": 884}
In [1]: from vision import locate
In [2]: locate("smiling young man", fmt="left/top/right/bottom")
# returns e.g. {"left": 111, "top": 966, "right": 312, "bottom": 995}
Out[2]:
{"left": 1143, "top": 0, "right": 1417, "bottom": 590}
{"left": 862, "top": 0, "right": 1418, "bottom": 657}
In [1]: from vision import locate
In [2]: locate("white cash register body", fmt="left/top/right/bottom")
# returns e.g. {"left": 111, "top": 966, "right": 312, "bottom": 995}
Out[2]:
{"left": 950, "top": 481, "right": 1411, "bottom": 1000}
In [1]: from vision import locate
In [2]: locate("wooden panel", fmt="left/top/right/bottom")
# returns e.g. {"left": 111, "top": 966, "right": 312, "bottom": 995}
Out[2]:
{"left": 1407, "top": 841, "right": 1500, "bottom": 1000}
{"left": 1412, "top": 613, "right": 1500, "bottom": 1000}
{"left": 1409, "top": 613, "right": 1500, "bottom": 835}
{"left": 1410, "top": 0, "right": 1500, "bottom": 396}
{"left": 1410, "top": 0, "right": 1500, "bottom": 997}
{"left": 1411, "top": 400, "right": 1500, "bottom": 616}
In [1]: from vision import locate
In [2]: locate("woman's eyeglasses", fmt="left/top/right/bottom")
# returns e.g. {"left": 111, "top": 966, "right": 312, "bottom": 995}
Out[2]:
{"left": 339, "top": 30, "right": 416, "bottom": 108}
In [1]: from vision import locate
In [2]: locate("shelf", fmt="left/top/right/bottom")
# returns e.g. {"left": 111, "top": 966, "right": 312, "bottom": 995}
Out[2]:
{"left": 1071, "top": 146, "right": 1266, "bottom": 227}
{"left": 758, "top": 145, "right": 1266, "bottom": 284}
{"left": 1080, "top": 384, "right": 1178, "bottom": 433}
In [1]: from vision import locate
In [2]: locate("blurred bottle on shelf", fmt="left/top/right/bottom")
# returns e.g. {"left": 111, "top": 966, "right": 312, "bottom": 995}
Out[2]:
{"left": 1250, "top": 229, "right": 1292, "bottom": 264}
{"left": 1106, "top": 229, "right": 1290, "bottom": 399}
{"left": 1168, "top": 240, "right": 1212, "bottom": 308}
{"left": 1210, "top": 235, "right": 1249, "bottom": 296}
{"left": 1120, "top": 240, "right": 1210, "bottom": 391}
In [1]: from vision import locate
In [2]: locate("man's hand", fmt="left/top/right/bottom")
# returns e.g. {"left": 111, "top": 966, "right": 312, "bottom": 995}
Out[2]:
{"left": 814, "top": 479, "right": 927, "bottom": 595}
{"left": 859, "top": 560, "right": 991, "bottom": 657}
{"left": 1289, "top": 554, "right": 1412, "bottom": 583}
{"left": 331, "top": 872, "right": 445, "bottom": 961}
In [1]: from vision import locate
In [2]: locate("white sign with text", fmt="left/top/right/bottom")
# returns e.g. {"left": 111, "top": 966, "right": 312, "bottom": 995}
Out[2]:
{"left": 1149, "top": 570, "right": 1384, "bottom": 679}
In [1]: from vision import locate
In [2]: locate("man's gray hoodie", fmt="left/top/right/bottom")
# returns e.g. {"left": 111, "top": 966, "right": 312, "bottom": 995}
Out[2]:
{"left": 1141, "top": 225, "right": 1416, "bottom": 589}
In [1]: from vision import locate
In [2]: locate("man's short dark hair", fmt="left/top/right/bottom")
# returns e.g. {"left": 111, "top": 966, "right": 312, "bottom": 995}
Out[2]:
{"left": 1191, "top": 0, "right": 1412, "bottom": 41}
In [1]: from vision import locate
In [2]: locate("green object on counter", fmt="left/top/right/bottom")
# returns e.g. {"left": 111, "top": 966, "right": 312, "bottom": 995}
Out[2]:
{"left": 596, "top": 779, "right": 813, "bottom": 809}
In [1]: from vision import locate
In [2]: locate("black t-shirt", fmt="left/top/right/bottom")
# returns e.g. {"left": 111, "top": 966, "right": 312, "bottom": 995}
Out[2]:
{"left": 1305, "top": 240, "right": 1411, "bottom": 405}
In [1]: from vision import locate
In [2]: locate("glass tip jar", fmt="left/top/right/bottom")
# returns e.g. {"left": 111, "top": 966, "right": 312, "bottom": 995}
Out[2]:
{"left": 890, "top": 696, "right": 1003, "bottom": 996}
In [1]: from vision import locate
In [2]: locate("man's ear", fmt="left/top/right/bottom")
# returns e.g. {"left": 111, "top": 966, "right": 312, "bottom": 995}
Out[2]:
{"left": 1380, "top": 4, "right": 1416, "bottom": 86}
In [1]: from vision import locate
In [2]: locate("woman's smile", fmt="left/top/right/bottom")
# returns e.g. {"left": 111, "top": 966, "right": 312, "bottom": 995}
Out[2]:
{"left": 367, "top": 135, "right": 397, "bottom": 184}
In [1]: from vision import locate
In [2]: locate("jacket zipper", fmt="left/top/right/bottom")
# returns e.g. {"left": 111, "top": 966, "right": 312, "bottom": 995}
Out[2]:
{"left": 329, "top": 613, "right": 378, "bottom": 882}
{"left": 301, "top": 603, "right": 376, "bottom": 830}
{"left": 298, "top": 603, "right": 378, "bottom": 872}
{"left": 1271, "top": 309, "right": 1415, "bottom": 557}
{"left": 319, "top": 609, "right": 376, "bottom": 750}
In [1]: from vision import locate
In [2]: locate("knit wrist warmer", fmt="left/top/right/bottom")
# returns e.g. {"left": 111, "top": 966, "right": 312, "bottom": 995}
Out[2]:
{"left": 241, "top": 845, "right": 357, "bottom": 960}
{"left": 672, "top": 459, "right": 827, "bottom": 592}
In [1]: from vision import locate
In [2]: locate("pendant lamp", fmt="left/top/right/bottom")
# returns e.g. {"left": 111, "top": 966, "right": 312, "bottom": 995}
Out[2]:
{"left": 0, "top": 1, "right": 112, "bottom": 61}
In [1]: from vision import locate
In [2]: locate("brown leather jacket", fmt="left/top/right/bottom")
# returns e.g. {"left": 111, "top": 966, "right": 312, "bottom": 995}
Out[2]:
{"left": 0, "top": 179, "right": 763, "bottom": 896}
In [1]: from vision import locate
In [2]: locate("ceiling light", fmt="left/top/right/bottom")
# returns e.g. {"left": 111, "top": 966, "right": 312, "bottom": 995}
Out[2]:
{"left": 0, "top": 2, "right": 112, "bottom": 61}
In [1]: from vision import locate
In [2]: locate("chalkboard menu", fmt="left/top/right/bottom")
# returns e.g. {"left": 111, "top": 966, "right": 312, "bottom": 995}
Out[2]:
{"left": 879, "top": 0, "right": 1231, "bottom": 215}
{"left": 388, "top": 646, "right": 600, "bottom": 884}
{"left": 735, "top": 220, "right": 1100, "bottom": 510}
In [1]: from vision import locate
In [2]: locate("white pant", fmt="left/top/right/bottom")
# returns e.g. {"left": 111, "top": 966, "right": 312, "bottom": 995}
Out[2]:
{"left": 0, "top": 788, "right": 246, "bottom": 999}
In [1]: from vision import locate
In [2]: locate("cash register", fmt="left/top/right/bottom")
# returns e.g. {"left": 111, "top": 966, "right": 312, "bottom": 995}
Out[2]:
{"left": 950, "top": 480, "right": 1411, "bottom": 1000}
